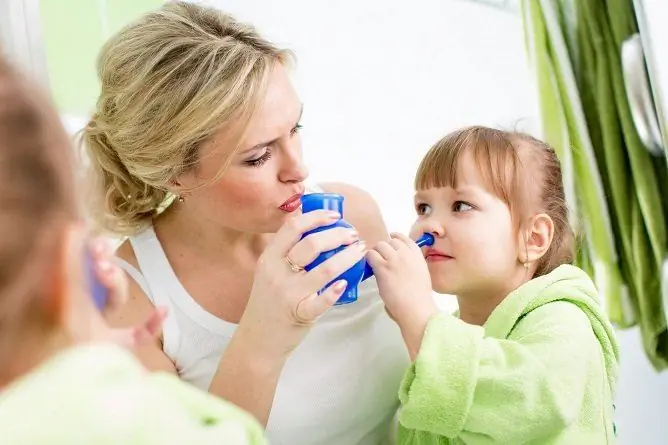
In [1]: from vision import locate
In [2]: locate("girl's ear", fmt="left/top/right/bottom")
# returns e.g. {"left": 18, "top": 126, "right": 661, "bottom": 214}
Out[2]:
{"left": 47, "top": 222, "right": 90, "bottom": 335}
{"left": 518, "top": 213, "right": 554, "bottom": 266}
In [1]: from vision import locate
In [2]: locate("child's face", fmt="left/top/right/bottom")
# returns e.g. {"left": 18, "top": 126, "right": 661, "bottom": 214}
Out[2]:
{"left": 410, "top": 152, "right": 522, "bottom": 297}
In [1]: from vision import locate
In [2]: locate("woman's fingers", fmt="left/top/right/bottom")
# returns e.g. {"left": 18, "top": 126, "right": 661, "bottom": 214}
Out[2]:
{"left": 287, "top": 227, "right": 359, "bottom": 270}
{"left": 304, "top": 242, "right": 367, "bottom": 293}
{"left": 294, "top": 280, "right": 347, "bottom": 324}
{"left": 264, "top": 210, "right": 340, "bottom": 259}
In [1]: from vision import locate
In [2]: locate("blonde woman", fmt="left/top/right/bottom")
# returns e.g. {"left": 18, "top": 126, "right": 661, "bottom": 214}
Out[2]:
{"left": 82, "top": 2, "right": 408, "bottom": 444}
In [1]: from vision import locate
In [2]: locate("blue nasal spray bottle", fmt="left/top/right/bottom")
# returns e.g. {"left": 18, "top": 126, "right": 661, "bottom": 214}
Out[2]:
{"left": 85, "top": 249, "right": 109, "bottom": 311}
{"left": 300, "top": 192, "right": 434, "bottom": 305}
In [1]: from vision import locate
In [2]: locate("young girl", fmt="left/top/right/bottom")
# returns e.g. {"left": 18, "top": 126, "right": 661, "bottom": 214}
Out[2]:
{"left": 0, "top": 55, "right": 265, "bottom": 444}
{"left": 367, "top": 126, "right": 619, "bottom": 444}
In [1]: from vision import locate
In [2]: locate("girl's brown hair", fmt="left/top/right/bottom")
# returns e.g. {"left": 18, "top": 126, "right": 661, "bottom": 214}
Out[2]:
{"left": 0, "top": 55, "right": 78, "bottom": 336}
{"left": 415, "top": 126, "right": 574, "bottom": 277}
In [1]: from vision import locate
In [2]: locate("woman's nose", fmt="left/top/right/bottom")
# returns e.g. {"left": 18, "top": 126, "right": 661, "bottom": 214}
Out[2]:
{"left": 278, "top": 148, "right": 309, "bottom": 184}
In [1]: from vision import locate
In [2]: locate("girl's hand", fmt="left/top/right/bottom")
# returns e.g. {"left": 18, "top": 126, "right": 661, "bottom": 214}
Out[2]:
{"left": 366, "top": 233, "right": 439, "bottom": 359}
{"left": 239, "top": 210, "right": 366, "bottom": 358}
{"left": 89, "top": 238, "right": 167, "bottom": 349}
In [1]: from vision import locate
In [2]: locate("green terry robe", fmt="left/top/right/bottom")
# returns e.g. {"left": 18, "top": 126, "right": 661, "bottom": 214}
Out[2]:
{"left": 397, "top": 265, "right": 619, "bottom": 445}
{"left": 0, "top": 344, "right": 266, "bottom": 445}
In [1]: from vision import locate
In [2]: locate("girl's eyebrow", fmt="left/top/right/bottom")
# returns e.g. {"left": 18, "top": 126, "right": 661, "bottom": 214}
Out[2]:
{"left": 454, "top": 185, "right": 482, "bottom": 197}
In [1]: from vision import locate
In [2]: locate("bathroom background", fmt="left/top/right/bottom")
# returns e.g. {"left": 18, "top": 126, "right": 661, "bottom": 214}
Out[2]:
{"left": 1, "top": 0, "right": 666, "bottom": 443}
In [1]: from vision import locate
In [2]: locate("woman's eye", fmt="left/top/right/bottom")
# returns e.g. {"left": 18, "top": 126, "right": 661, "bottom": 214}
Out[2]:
{"left": 453, "top": 201, "right": 473, "bottom": 212}
{"left": 415, "top": 202, "right": 432, "bottom": 216}
{"left": 245, "top": 149, "right": 272, "bottom": 167}
{"left": 290, "top": 123, "right": 303, "bottom": 136}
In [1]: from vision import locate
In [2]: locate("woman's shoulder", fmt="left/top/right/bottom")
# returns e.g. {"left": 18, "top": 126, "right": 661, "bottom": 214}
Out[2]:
{"left": 115, "top": 238, "right": 137, "bottom": 266}
{"left": 317, "top": 182, "right": 388, "bottom": 247}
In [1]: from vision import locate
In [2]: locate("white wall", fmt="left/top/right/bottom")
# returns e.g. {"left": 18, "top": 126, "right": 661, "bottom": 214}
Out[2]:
{"left": 202, "top": 0, "right": 539, "bottom": 239}
{"left": 198, "top": 1, "right": 667, "bottom": 444}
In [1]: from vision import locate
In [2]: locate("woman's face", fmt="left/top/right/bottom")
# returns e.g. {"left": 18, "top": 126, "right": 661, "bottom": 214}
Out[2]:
{"left": 179, "top": 63, "right": 309, "bottom": 234}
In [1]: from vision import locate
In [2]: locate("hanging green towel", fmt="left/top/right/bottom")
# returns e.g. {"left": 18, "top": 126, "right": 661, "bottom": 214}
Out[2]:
{"left": 0, "top": 344, "right": 266, "bottom": 445}
{"left": 571, "top": 0, "right": 667, "bottom": 369}
{"left": 522, "top": 0, "right": 668, "bottom": 370}
{"left": 521, "top": 0, "right": 632, "bottom": 328}
{"left": 573, "top": 0, "right": 668, "bottom": 369}
{"left": 396, "top": 265, "right": 619, "bottom": 444}
{"left": 596, "top": 0, "right": 667, "bottom": 279}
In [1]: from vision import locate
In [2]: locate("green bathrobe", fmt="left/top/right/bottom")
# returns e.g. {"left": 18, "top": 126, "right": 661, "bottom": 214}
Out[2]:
{"left": 0, "top": 344, "right": 266, "bottom": 445}
{"left": 397, "top": 265, "right": 619, "bottom": 444}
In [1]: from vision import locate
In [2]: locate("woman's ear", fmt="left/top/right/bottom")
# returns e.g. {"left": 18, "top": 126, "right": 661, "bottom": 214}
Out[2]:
{"left": 168, "top": 176, "right": 190, "bottom": 200}
{"left": 518, "top": 213, "right": 554, "bottom": 265}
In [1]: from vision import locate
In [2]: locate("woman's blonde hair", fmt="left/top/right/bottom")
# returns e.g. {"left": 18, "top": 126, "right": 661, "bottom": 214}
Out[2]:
{"left": 82, "top": 1, "right": 293, "bottom": 235}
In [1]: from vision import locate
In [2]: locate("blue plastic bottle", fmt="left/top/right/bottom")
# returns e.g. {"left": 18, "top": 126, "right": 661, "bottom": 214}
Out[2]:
{"left": 300, "top": 193, "right": 434, "bottom": 305}
{"left": 301, "top": 193, "right": 364, "bottom": 305}
{"left": 85, "top": 249, "right": 109, "bottom": 311}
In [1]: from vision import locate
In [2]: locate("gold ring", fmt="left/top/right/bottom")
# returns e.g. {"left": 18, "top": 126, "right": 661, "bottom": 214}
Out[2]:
{"left": 285, "top": 254, "right": 305, "bottom": 273}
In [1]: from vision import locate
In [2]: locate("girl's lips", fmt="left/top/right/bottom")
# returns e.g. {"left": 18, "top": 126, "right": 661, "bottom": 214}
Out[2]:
{"left": 425, "top": 247, "right": 453, "bottom": 262}
{"left": 425, "top": 254, "right": 453, "bottom": 262}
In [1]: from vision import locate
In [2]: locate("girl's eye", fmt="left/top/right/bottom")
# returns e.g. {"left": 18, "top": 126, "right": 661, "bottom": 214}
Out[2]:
{"left": 453, "top": 201, "right": 473, "bottom": 212}
{"left": 245, "top": 149, "right": 272, "bottom": 167}
{"left": 415, "top": 202, "right": 432, "bottom": 216}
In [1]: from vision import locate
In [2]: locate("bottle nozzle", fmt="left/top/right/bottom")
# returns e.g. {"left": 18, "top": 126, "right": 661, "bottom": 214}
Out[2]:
{"left": 415, "top": 232, "right": 435, "bottom": 248}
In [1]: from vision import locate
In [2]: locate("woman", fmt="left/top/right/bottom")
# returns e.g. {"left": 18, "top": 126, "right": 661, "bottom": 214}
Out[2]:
{"left": 83, "top": 2, "right": 409, "bottom": 444}
{"left": 0, "top": 53, "right": 265, "bottom": 444}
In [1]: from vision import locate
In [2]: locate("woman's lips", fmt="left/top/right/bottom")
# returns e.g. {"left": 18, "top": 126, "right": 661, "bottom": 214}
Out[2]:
{"left": 279, "top": 193, "right": 303, "bottom": 212}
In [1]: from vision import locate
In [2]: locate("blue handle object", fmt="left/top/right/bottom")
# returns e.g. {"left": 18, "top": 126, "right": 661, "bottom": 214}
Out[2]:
{"left": 300, "top": 192, "right": 435, "bottom": 305}
{"left": 85, "top": 250, "right": 109, "bottom": 310}
{"left": 361, "top": 232, "right": 434, "bottom": 281}
{"left": 301, "top": 193, "right": 363, "bottom": 305}
{"left": 301, "top": 192, "right": 345, "bottom": 214}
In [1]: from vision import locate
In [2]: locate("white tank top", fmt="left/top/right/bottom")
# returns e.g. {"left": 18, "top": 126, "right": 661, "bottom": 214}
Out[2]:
{"left": 114, "top": 190, "right": 409, "bottom": 445}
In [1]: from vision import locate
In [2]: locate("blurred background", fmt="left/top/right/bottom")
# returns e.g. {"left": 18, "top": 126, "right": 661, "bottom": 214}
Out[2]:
{"left": 1, "top": 0, "right": 667, "bottom": 443}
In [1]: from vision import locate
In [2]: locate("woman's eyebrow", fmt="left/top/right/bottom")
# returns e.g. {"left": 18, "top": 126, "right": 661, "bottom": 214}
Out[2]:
{"left": 246, "top": 104, "right": 304, "bottom": 152}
